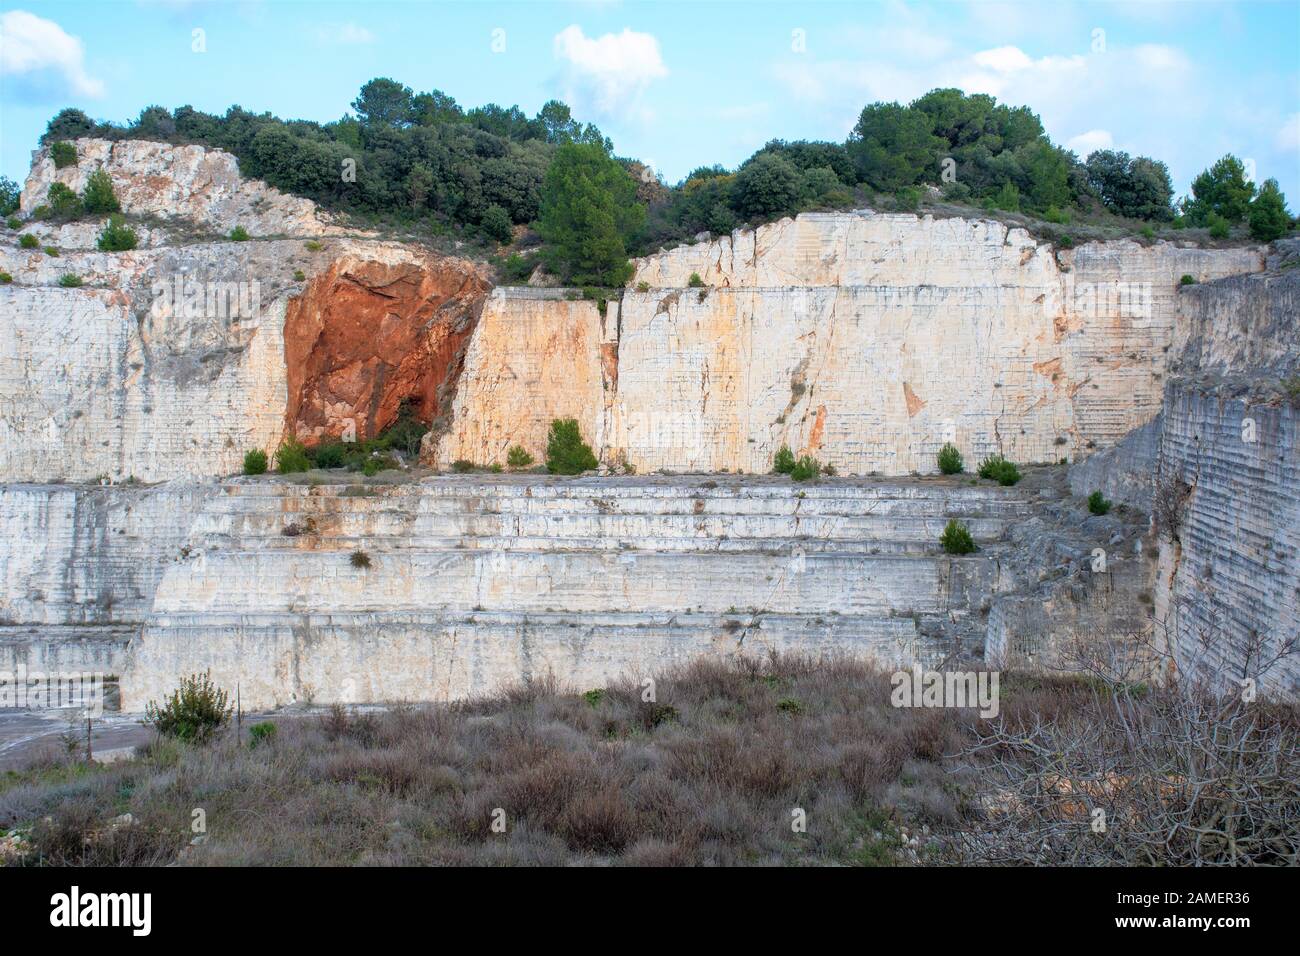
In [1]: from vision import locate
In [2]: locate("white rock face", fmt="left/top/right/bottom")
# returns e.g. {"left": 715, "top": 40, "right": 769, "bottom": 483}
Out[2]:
{"left": 442, "top": 211, "right": 1264, "bottom": 475}
{"left": 19, "top": 139, "right": 349, "bottom": 237}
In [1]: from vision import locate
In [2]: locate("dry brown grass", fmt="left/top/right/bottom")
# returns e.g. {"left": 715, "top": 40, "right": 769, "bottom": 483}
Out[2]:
{"left": 1, "top": 653, "right": 1294, "bottom": 866}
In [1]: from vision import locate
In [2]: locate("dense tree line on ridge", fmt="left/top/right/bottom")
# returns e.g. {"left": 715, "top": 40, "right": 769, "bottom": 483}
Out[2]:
{"left": 11, "top": 79, "right": 1294, "bottom": 287}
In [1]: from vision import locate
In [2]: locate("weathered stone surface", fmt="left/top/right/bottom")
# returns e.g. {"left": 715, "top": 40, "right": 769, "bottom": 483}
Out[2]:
{"left": 0, "top": 231, "right": 481, "bottom": 482}
{"left": 430, "top": 289, "right": 613, "bottom": 467}
{"left": 442, "top": 211, "right": 1263, "bottom": 474}
{"left": 20, "top": 139, "right": 348, "bottom": 237}
{"left": 284, "top": 254, "right": 489, "bottom": 444}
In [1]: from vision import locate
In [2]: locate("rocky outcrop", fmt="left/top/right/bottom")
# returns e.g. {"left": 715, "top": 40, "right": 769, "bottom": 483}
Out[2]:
{"left": 20, "top": 138, "right": 347, "bottom": 237}
{"left": 440, "top": 211, "right": 1263, "bottom": 475}
{"left": 284, "top": 254, "right": 489, "bottom": 444}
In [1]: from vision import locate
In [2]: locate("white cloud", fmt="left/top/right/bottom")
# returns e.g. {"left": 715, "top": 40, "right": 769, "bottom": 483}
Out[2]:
{"left": 315, "top": 22, "right": 375, "bottom": 45}
{"left": 1276, "top": 114, "right": 1300, "bottom": 153}
{"left": 1067, "top": 129, "right": 1114, "bottom": 157}
{"left": 973, "top": 45, "right": 1033, "bottom": 73}
{"left": 553, "top": 25, "right": 667, "bottom": 117}
{"left": 0, "top": 9, "right": 104, "bottom": 99}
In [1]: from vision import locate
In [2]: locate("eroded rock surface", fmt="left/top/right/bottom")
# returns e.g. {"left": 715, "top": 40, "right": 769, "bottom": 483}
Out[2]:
{"left": 285, "top": 254, "right": 489, "bottom": 444}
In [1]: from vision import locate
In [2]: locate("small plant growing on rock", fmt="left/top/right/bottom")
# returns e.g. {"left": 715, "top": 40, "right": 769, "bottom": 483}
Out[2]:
{"left": 636, "top": 281, "right": 650, "bottom": 292}
{"left": 242, "top": 449, "right": 268, "bottom": 475}
{"left": 776, "top": 697, "right": 804, "bottom": 715}
{"left": 229, "top": 225, "right": 250, "bottom": 242}
{"left": 18, "top": 233, "right": 38, "bottom": 249}
{"left": 0, "top": 272, "right": 11, "bottom": 284}
{"left": 5, "top": 216, "right": 20, "bottom": 230}
{"left": 350, "top": 549, "right": 372, "bottom": 569}
{"left": 304, "top": 240, "right": 323, "bottom": 252}
{"left": 293, "top": 269, "right": 306, "bottom": 281}
{"left": 772, "top": 444, "right": 796, "bottom": 475}
{"left": 546, "top": 418, "right": 598, "bottom": 475}
{"left": 1087, "top": 491, "right": 1112, "bottom": 516}
{"left": 940, "top": 519, "right": 977, "bottom": 554}
{"left": 583, "top": 689, "right": 605, "bottom": 707}
{"left": 978, "top": 455, "right": 1021, "bottom": 486}
{"left": 47, "top": 182, "right": 80, "bottom": 220}
{"left": 144, "top": 671, "right": 232, "bottom": 743}
{"left": 43, "top": 245, "right": 59, "bottom": 257}
{"left": 57, "top": 273, "right": 82, "bottom": 287}
{"left": 50, "top": 141, "right": 77, "bottom": 169}
{"left": 275, "top": 438, "right": 311, "bottom": 473}
{"left": 1180, "top": 274, "right": 1197, "bottom": 286}
{"left": 688, "top": 272, "right": 705, "bottom": 288}
{"left": 310, "top": 443, "right": 346, "bottom": 468}
{"left": 96, "top": 214, "right": 137, "bottom": 252}
{"left": 937, "top": 442, "right": 964, "bottom": 475}
{"left": 790, "top": 455, "right": 821, "bottom": 482}
{"left": 507, "top": 445, "right": 534, "bottom": 469}
{"left": 452, "top": 459, "right": 475, "bottom": 473}
{"left": 80, "top": 169, "right": 120, "bottom": 215}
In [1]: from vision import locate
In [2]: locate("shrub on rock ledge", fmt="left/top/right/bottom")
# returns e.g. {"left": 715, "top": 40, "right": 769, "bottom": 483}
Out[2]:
{"left": 978, "top": 455, "right": 1021, "bottom": 486}
{"left": 546, "top": 418, "right": 598, "bottom": 475}
{"left": 97, "top": 214, "right": 138, "bottom": 252}
{"left": 275, "top": 438, "right": 310, "bottom": 473}
{"left": 507, "top": 445, "right": 534, "bottom": 469}
{"left": 242, "top": 449, "right": 268, "bottom": 475}
{"left": 940, "top": 519, "right": 977, "bottom": 555}
{"left": 772, "top": 445, "right": 795, "bottom": 475}
{"left": 937, "top": 442, "right": 964, "bottom": 475}
{"left": 1087, "top": 491, "right": 1112, "bottom": 516}
{"left": 790, "top": 455, "right": 821, "bottom": 482}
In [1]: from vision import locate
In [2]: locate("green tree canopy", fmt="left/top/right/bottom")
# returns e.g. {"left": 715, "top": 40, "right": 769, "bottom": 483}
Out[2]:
{"left": 1248, "top": 178, "right": 1291, "bottom": 241}
{"left": 1185, "top": 154, "right": 1255, "bottom": 224}
{"left": 732, "top": 152, "right": 801, "bottom": 220}
{"left": 1084, "top": 150, "right": 1174, "bottom": 221}
{"left": 847, "top": 102, "right": 945, "bottom": 191}
{"left": 352, "top": 78, "right": 414, "bottom": 127}
{"left": 538, "top": 142, "right": 645, "bottom": 286}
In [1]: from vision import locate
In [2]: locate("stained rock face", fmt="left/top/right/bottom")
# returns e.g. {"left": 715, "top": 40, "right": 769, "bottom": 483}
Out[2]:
{"left": 20, "top": 138, "right": 348, "bottom": 237}
{"left": 284, "top": 255, "right": 489, "bottom": 444}
{"left": 440, "top": 211, "right": 1264, "bottom": 474}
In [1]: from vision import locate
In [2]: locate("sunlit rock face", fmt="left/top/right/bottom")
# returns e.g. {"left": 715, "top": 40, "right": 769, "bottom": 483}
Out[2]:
{"left": 440, "top": 212, "right": 1263, "bottom": 475}
{"left": 20, "top": 138, "right": 347, "bottom": 238}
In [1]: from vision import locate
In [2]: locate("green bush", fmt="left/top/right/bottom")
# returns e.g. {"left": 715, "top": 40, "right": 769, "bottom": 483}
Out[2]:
{"left": 43, "top": 245, "right": 59, "bottom": 257}
{"left": 96, "top": 214, "right": 138, "bottom": 252}
{"left": 451, "top": 459, "right": 474, "bottom": 473}
{"left": 0, "top": 272, "right": 11, "bottom": 284}
{"left": 47, "top": 182, "right": 80, "bottom": 219}
{"left": 978, "top": 455, "right": 1021, "bottom": 486}
{"left": 772, "top": 444, "right": 796, "bottom": 475}
{"left": 50, "top": 141, "right": 77, "bottom": 169}
{"left": 1179, "top": 274, "right": 1197, "bottom": 285}
{"left": 80, "top": 169, "right": 119, "bottom": 215}
{"left": 688, "top": 272, "right": 705, "bottom": 288}
{"left": 546, "top": 418, "right": 598, "bottom": 475}
{"left": 1207, "top": 213, "right": 1230, "bottom": 239}
{"left": 350, "top": 549, "right": 372, "bottom": 569}
{"left": 506, "top": 445, "right": 534, "bottom": 469}
{"left": 538, "top": 142, "right": 642, "bottom": 286}
{"left": 1248, "top": 178, "right": 1291, "bottom": 242}
{"left": 362, "top": 456, "right": 396, "bottom": 476}
{"left": 1057, "top": 234, "right": 1074, "bottom": 249}
{"left": 481, "top": 203, "right": 513, "bottom": 243}
{"left": 5, "top": 216, "right": 20, "bottom": 230}
{"left": 293, "top": 269, "right": 306, "bottom": 281}
{"left": 940, "top": 519, "right": 977, "bottom": 554}
{"left": 229, "top": 225, "right": 250, "bottom": 241}
{"left": 19, "top": 233, "right": 39, "bottom": 249}
{"left": 248, "top": 722, "right": 276, "bottom": 748}
{"left": 57, "top": 273, "right": 82, "bottom": 287}
{"left": 937, "top": 442, "right": 964, "bottom": 475}
{"left": 790, "top": 455, "right": 821, "bottom": 482}
{"left": 1087, "top": 491, "right": 1112, "bottom": 516}
{"left": 242, "top": 449, "right": 268, "bottom": 475}
{"left": 275, "top": 438, "right": 311, "bottom": 473}
{"left": 304, "top": 240, "right": 323, "bottom": 252}
{"left": 310, "top": 443, "right": 346, "bottom": 468}
{"left": 636, "top": 280, "right": 650, "bottom": 292}
{"left": 144, "top": 671, "right": 232, "bottom": 743}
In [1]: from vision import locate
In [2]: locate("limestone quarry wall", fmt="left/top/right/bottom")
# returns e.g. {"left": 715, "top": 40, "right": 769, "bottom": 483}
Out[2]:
{"left": 440, "top": 212, "right": 1263, "bottom": 475}
{"left": 0, "top": 230, "right": 487, "bottom": 482}
{"left": 431, "top": 289, "right": 615, "bottom": 467}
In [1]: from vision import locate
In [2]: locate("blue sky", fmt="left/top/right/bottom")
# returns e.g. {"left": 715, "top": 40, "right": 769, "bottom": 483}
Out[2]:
{"left": 2, "top": 0, "right": 1298, "bottom": 201}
